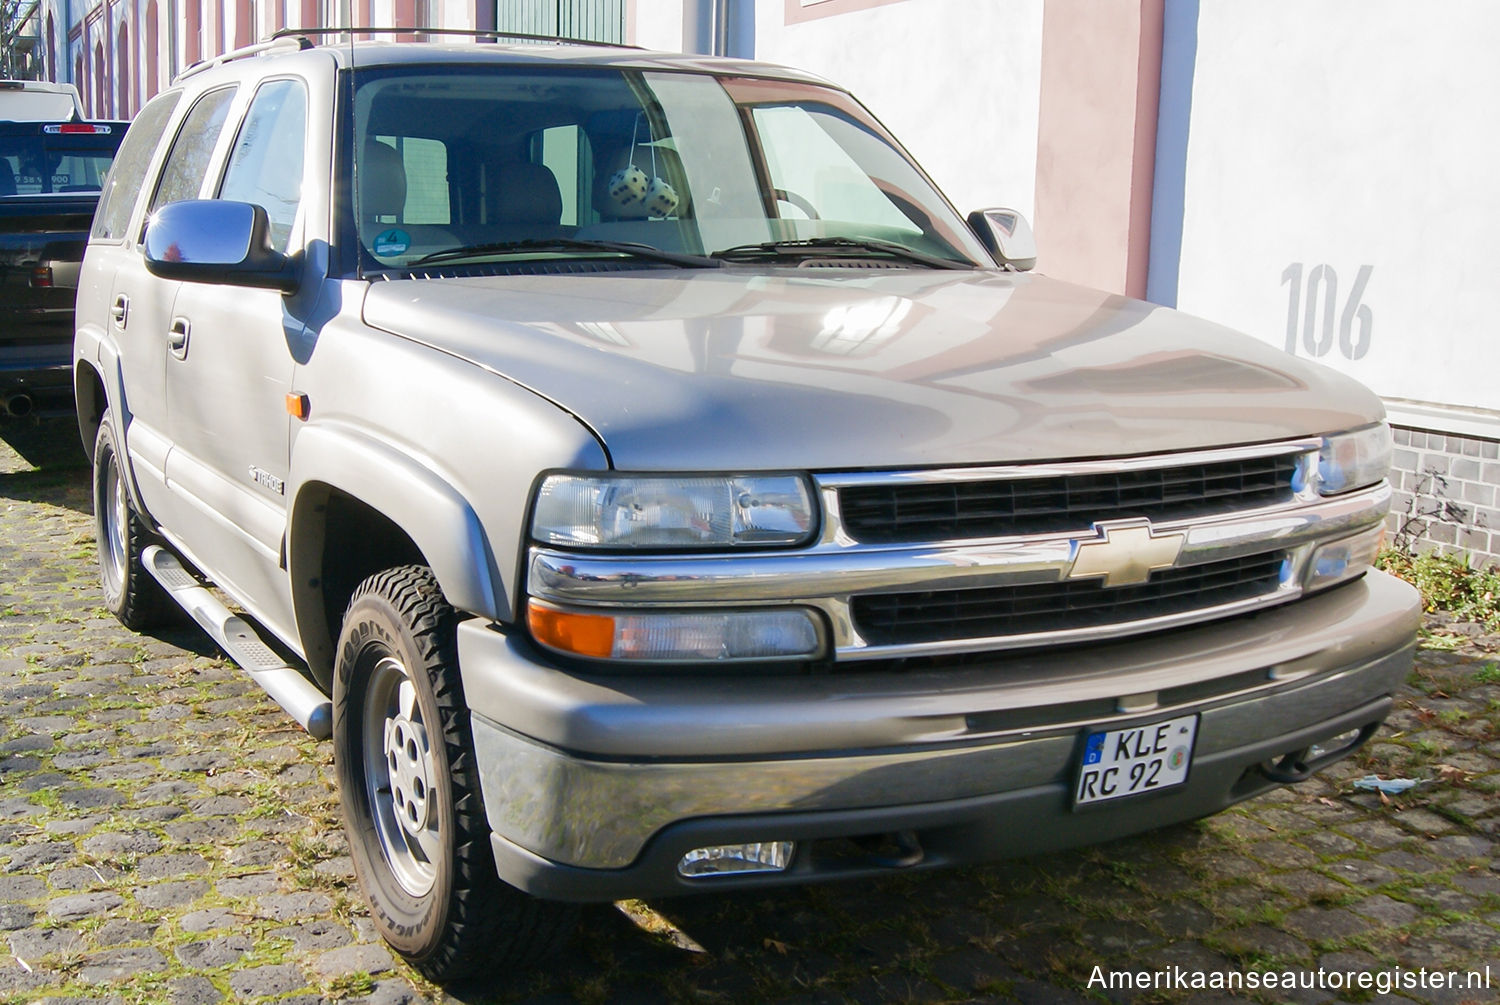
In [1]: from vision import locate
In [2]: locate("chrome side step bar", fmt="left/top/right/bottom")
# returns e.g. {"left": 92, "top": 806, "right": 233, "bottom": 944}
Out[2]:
{"left": 143, "top": 545, "right": 333, "bottom": 739}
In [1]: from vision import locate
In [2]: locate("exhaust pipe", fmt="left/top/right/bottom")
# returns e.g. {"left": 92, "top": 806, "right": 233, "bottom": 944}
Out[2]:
{"left": 3, "top": 393, "right": 34, "bottom": 418}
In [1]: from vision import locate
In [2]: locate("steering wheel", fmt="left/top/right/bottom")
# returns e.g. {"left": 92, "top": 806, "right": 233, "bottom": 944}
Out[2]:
{"left": 773, "top": 188, "right": 820, "bottom": 220}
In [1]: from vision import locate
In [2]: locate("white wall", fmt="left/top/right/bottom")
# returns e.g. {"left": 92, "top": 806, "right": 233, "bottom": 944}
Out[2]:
{"left": 1168, "top": 1, "right": 1500, "bottom": 425}
{"left": 747, "top": 0, "right": 1044, "bottom": 220}
{"left": 630, "top": 0, "right": 685, "bottom": 49}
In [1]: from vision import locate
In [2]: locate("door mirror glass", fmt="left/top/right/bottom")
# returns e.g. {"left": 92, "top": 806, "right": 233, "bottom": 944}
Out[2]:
{"left": 968, "top": 207, "right": 1037, "bottom": 271}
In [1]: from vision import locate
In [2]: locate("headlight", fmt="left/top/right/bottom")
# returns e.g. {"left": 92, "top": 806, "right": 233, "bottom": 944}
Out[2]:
{"left": 532, "top": 474, "right": 816, "bottom": 549}
{"left": 1316, "top": 423, "right": 1392, "bottom": 495}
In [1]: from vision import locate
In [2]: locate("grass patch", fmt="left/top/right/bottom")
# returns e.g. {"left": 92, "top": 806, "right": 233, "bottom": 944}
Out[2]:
{"left": 1377, "top": 549, "right": 1500, "bottom": 629}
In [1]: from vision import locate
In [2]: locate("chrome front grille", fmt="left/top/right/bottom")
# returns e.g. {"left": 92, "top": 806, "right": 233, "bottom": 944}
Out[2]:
{"left": 838, "top": 453, "right": 1299, "bottom": 543}
{"left": 851, "top": 552, "right": 1287, "bottom": 647}
{"left": 527, "top": 438, "right": 1391, "bottom": 662}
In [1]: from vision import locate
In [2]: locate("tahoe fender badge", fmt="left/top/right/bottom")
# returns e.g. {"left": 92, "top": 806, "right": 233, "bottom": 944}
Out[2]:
{"left": 249, "top": 465, "right": 286, "bottom": 496}
{"left": 1068, "top": 520, "right": 1185, "bottom": 588}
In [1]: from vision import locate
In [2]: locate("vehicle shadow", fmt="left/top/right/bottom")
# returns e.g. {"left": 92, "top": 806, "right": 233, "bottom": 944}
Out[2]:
{"left": 0, "top": 459, "right": 92, "bottom": 515}
{"left": 0, "top": 415, "right": 87, "bottom": 471}
{"left": 0, "top": 418, "right": 93, "bottom": 516}
{"left": 442, "top": 830, "right": 1209, "bottom": 1004}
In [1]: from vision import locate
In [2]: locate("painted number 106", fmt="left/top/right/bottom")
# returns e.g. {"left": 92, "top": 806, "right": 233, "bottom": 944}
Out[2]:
{"left": 1281, "top": 263, "right": 1374, "bottom": 360}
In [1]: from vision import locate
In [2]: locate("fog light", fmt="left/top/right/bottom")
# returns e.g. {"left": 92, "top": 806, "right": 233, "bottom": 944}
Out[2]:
{"left": 1308, "top": 728, "right": 1363, "bottom": 761}
{"left": 678, "top": 842, "right": 794, "bottom": 878}
{"left": 1305, "top": 524, "right": 1383, "bottom": 592}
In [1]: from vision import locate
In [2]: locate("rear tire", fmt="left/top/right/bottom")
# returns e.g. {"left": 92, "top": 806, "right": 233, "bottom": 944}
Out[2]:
{"left": 92, "top": 411, "right": 173, "bottom": 630}
{"left": 333, "top": 565, "right": 575, "bottom": 981}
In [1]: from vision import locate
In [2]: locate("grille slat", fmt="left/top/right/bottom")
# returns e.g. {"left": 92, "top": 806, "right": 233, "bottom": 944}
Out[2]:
{"left": 838, "top": 455, "right": 1297, "bottom": 543}
{"left": 852, "top": 553, "right": 1285, "bottom": 647}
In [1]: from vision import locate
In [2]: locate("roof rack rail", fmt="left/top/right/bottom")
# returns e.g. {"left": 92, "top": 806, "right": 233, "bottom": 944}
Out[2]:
{"left": 270, "top": 26, "right": 640, "bottom": 50}
{"left": 177, "top": 34, "right": 315, "bottom": 80}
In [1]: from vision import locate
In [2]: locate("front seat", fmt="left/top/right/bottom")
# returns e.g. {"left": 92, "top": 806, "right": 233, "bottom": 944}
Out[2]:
{"left": 484, "top": 161, "right": 564, "bottom": 241}
{"left": 359, "top": 140, "right": 453, "bottom": 259}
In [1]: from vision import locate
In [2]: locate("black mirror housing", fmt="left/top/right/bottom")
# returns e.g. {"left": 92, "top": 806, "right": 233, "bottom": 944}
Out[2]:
{"left": 144, "top": 200, "right": 300, "bottom": 293}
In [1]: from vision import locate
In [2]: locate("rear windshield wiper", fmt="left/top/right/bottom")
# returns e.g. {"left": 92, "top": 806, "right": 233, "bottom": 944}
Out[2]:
{"left": 410, "top": 238, "right": 719, "bottom": 269}
{"left": 709, "top": 237, "right": 974, "bottom": 271}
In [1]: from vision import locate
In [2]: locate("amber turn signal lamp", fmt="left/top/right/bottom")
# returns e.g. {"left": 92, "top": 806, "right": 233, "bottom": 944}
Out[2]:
{"left": 527, "top": 601, "right": 614, "bottom": 658}
{"left": 285, "top": 393, "right": 310, "bottom": 420}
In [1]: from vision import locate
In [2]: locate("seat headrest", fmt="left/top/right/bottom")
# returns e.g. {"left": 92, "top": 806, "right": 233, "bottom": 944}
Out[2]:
{"left": 488, "top": 162, "right": 562, "bottom": 226}
{"left": 360, "top": 141, "right": 406, "bottom": 221}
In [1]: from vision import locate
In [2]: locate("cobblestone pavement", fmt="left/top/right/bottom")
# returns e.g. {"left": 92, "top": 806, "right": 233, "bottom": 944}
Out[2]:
{"left": 1, "top": 425, "right": 1498, "bottom": 1005}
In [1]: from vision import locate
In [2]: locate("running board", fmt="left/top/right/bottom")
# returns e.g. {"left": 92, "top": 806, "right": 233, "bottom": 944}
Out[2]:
{"left": 143, "top": 545, "right": 332, "bottom": 739}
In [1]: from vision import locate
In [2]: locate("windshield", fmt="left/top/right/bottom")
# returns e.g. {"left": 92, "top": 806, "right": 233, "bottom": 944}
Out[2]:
{"left": 349, "top": 65, "right": 991, "bottom": 271}
{"left": 0, "top": 134, "right": 119, "bottom": 196}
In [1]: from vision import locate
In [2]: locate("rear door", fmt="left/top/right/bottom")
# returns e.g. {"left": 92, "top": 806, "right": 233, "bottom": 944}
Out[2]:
{"left": 75, "top": 92, "right": 180, "bottom": 491}
{"left": 103, "top": 86, "right": 238, "bottom": 522}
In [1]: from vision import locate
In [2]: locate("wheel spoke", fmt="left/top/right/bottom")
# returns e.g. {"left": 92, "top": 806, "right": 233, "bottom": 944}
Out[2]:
{"left": 398, "top": 679, "right": 417, "bottom": 721}
{"left": 410, "top": 818, "right": 443, "bottom": 864}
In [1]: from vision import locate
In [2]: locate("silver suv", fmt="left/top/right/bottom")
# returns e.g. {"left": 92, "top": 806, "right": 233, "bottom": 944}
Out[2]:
{"left": 75, "top": 31, "right": 1420, "bottom": 981}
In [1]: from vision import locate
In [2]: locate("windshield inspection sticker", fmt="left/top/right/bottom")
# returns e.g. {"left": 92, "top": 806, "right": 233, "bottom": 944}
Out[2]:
{"left": 373, "top": 229, "right": 410, "bottom": 257}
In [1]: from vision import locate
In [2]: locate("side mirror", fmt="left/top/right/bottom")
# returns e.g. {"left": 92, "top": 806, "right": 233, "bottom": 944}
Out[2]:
{"left": 144, "top": 200, "right": 299, "bottom": 293}
{"left": 967, "top": 208, "right": 1037, "bottom": 272}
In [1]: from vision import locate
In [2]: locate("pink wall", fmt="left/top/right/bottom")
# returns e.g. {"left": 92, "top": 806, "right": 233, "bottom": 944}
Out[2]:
{"left": 1034, "top": 0, "right": 1162, "bottom": 298}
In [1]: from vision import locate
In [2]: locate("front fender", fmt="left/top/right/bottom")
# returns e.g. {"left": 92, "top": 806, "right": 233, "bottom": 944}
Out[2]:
{"left": 287, "top": 424, "right": 503, "bottom": 671}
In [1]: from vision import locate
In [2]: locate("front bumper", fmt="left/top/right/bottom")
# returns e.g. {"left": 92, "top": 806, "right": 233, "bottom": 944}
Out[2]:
{"left": 458, "top": 570, "right": 1419, "bottom": 901}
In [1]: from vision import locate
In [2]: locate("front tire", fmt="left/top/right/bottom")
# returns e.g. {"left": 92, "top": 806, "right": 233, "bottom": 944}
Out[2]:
{"left": 92, "top": 411, "right": 172, "bottom": 630}
{"left": 333, "top": 565, "right": 574, "bottom": 981}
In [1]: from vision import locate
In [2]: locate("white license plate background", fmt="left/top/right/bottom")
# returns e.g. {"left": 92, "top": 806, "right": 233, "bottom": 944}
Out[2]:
{"left": 1075, "top": 714, "right": 1198, "bottom": 806}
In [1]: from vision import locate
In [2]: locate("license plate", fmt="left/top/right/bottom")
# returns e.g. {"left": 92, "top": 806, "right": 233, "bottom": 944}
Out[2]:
{"left": 1074, "top": 714, "right": 1198, "bottom": 806}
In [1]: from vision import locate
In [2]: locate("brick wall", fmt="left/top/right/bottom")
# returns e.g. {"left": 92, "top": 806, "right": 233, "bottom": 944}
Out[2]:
{"left": 1388, "top": 425, "right": 1500, "bottom": 565}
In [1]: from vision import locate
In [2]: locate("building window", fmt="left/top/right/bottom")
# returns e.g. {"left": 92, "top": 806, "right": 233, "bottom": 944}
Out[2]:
{"left": 116, "top": 25, "right": 131, "bottom": 118}
{"left": 93, "top": 41, "right": 105, "bottom": 118}
{"left": 146, "top": 1, "right": 159, "bottom": 98}
{"left": 494, "top": 0, "right": 625, "bottom": 44}
{"left": 186, "top": 1, "right": 201, "bottom": 63}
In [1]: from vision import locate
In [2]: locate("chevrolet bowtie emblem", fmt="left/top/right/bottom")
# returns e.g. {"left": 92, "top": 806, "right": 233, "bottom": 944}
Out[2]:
{"left": 1068, "top": 521, "right": 1186, "bottom": 587}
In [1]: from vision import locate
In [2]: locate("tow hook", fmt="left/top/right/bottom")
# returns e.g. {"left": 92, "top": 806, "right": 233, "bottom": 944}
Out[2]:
{"left": 1260, "top": 748, "right": 1315, "bottom": 783}
{"left": 1258, "top": 721, "right": 1382, "bottom": 784}
{"left": 855, "top": 830, "right": 924, "bottom": 869}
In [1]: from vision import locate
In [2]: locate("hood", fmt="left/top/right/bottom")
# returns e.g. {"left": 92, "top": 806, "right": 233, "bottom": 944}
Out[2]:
{"left": 361, "top": 268, "right": 1383, "bottom": 471}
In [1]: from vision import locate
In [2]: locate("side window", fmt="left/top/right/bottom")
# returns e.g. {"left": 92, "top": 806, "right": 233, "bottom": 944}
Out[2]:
{"left": 219, "top": 79, "right": 307, "bottom": 253}
{"left": 531, "top": 125, "right": 585, "bottom": 226}
{"left": 149, "top": 87, "right": 236, "bottom": 215}
{"left": 91, "top": 91, "right": 181, "bottom": 241}
{"left": 750, "top": 104, "right": 919, "bottom": 233}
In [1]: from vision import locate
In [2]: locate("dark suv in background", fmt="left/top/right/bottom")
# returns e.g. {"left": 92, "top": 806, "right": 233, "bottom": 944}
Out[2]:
{"left": 2, "top": 113, "right": 125, "bottom": 418}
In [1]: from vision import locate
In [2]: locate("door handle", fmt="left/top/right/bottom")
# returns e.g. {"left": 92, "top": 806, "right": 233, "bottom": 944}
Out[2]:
{"left": 110, "top": 294, "right": 129, "bottom": 330}
{"left": 168, "top": 317, "right": 191, "bottom": 360}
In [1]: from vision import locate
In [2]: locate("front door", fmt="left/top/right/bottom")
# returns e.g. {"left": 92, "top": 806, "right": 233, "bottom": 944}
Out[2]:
{"left": 161, "top": 77, "right": 313, "bottom": 642}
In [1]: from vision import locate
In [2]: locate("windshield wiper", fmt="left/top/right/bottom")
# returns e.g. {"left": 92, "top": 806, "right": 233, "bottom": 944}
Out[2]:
{"left": 709, "top": 237, "right": 973, "bottom": 271}
{"left": 410, "top": 238, "right": 719, "bottom": 269}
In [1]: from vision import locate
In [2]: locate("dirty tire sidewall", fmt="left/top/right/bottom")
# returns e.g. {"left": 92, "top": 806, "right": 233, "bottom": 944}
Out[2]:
{"left": 332, "top": 565, "right": 573, "bottom": 981}
{"left": 92, "top": 410, "right": 170, "bottom": 630}
{"left": 335, "top": 573, "right": 456, "bottom": 961}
